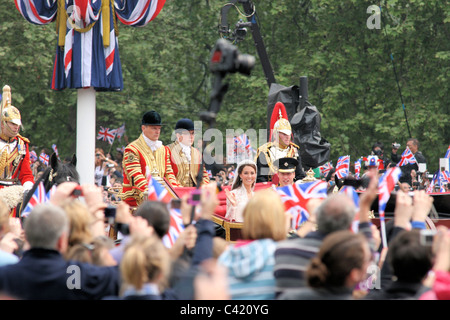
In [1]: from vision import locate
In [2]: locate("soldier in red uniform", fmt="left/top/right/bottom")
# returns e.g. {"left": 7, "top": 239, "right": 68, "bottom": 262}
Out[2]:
{"left": 0, "top": 86, "right": 34, "bottom": 216}
{"left": 120, "top": 110, "right": 180, "bottom": 207}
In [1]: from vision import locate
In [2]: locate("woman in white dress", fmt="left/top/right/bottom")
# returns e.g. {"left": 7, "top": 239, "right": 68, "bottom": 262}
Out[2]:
{"left": 224, "top": 159, "right": 257, "bottom": 222}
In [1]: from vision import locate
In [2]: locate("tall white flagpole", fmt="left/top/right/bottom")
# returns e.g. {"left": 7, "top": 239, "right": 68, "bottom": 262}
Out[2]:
{"left": 76, "top": 87, "right": 96, "bottom": 185}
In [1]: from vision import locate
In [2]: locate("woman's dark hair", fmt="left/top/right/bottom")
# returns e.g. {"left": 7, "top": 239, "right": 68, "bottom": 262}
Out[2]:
{"left": 387, "top": 229, "right": 433, "bottom": 283}
{"left": 231, "top": 161, "right": 257, "bottom": 190}
{"left": 307, "top": 230, "right": 367, "bottom": 288}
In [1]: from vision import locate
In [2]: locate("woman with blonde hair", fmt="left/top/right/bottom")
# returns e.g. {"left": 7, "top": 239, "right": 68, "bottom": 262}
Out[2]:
{"left": 117, "top": 234, "right": 172, "bottom": 300}
{"left": 218, "top": 188, "right": 290, "bottom": 300}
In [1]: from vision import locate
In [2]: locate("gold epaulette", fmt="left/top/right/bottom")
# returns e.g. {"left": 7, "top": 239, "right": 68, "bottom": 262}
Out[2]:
{"left": 290, "top": 142, "right": 299, "bottom": 149}
{"left": 17, "top": 134, "right": 29, "bottom": 144}
{"left": 257, "top": 142, "right": 273, "bottom": 154}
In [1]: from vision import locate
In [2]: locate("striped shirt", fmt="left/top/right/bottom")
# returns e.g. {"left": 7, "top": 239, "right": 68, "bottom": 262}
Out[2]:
{"left": 274, "top": 222, "right": 374, "bottom": 297}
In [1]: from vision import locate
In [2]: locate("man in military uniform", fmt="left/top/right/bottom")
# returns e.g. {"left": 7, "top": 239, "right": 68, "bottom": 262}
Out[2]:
{"left": 0, "top": 86, "right": 35, "bottom": 215}
{"left": 120, "top": 110, "right": 180, "bottom": 207}
{"left": 167, "top": 118, "right": 209, "bottom": 187}
{"left": 0, "top": 106, "right": 34, "bottom": 190}
{"left": 273, "top": 157, "right": 298, "bottom": 187}
{"left": 255, "top": 115, "right": 306, "bottom": 184}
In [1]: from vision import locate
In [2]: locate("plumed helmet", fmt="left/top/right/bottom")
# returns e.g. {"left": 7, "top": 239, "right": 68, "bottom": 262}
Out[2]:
{"left": 175, "top": 118, "right": 195, "bottom": 132}
{"left": 2, "top": 105, "right": 21, "bottom": 126}
{"left": 273, "top": 117, "right": 291, "bottom": 136}
{"left": 1, "top": 85, "right": 21, "bottom": 126}
{"left": 270, "top": 102, "right": 291, "bottom": 139}
{"left": 141, "top": 110, "right": 162, "bottom": 126}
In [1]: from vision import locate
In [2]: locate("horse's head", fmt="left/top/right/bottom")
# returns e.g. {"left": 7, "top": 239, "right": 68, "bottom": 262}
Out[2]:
{"left": 20, "top": 153, "right": 80, "bottom": 217}
{"left": 45, "top": 153, "right": 80, "bottom": 191}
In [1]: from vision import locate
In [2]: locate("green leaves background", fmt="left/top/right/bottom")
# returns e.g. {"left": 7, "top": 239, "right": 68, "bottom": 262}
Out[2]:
{"left": 0, "top": 0, "right": 448, "bottom": 171}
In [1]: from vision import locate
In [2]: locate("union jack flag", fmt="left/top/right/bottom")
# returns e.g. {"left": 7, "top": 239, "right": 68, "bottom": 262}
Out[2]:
{"left": 426, "top": 172, "right": 438, "bottom": 194}
{"left": 320, "top": 161, "right": 333, "bottom": 178}
{"left": 276, "top": 180, "right": 328, "bottom": 229}
{"left": 30, "top": 150, "right": 37, "bottom": 163}
{"left": 147, "top": 176, "right": 173, "bottom": 203}
{"left": 162, "top": 208, "right": 185, "bottom": 248}
{"left": 340, "top": 185, "right": 360, "bottom": 210}
{"left": 354, "top": 159, "right": 361, "bottom": 179}
{"left": 52, "top": 144, "right": 60, "bottom": 160}
{"left": 441, "top": 170, "right": 450, "bottom": 183}
{"left": 97, "top": 126, "right": 116, "bottom": 145}
{"left": 21, "top": 182, "right": 49, "bottom": 218}
{"left": 397, "top": 147, "right": 417, "bottom": 167}
{"left": 378, "top": 167, "right": 402, "bottom": 247}
{"left": 335, "top": 156, "right": 350, "bottom": 179}
{"left": 15, "top": 0, "right": 166, "bottom": 91}
{"left": 445, "top": 145, "right": 450, "bottom": 158}
{"left": 40, "top": 153, "right": 49, "bottom": 166}
{"left": 234, "top": 133, "right": 255, "bottom": 155}
{"left": 46, "top": 185, "right": 58, "bottom": 200}
{"left": 438, "top": 170, "right": 450, "bottom": 192}
{"left": 112, "top": 123, "right": 126, "bottom": 141}
{"left": 339, "top": 185, "right": 360, "bottom": 232}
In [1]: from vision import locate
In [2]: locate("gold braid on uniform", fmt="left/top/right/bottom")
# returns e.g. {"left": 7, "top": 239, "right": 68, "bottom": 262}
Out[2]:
{"left": 0, "top": 150, "right": 7, "bottom": 176}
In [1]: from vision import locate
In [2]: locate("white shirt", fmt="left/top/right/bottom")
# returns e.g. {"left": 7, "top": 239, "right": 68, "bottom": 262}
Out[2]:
{"left": 143, "top": 135, "right": 162, "bottom": 152}
{"left": 179, "top": 141, "right": 192, "bottom": 162}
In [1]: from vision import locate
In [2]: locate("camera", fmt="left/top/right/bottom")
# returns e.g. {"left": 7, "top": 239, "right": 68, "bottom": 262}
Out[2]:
{"left": 392, "top": 143, "right": 401, "bottom": 149}
{"left": 106, "top": 163, "right": 115, "bottom": 168}
{"left": 188, "top": 189, "right": 201, "bottom": 206}
{"left": 114, "top": 223, "right": 130, "bottom": 236}
{"left": 104, "top": 205, "right": 117, "bottom": 219}
{"left": 420, "top": 230, "right": 435, "bottom": 246}
{"left": 232, "top": 20, "right": 252, "bottom": 42}
{"left": 72, "top": 186, "right": 83, "bottom": 197}
{"left": 210, "top": 38, "right": 255, "bottom": 75}
{"left": 373, "top": 149, "right": 383, "bottom": 157}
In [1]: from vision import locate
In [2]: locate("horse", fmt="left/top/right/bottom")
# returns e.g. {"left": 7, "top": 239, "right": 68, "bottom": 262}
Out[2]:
{"left": 18, "top": 153, "right": 79, "bottom": 216}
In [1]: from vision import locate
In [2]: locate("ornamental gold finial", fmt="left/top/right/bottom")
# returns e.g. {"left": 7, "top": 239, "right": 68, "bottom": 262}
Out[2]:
{"left": 2, "top": 85, "right": 11, "bottom": 110}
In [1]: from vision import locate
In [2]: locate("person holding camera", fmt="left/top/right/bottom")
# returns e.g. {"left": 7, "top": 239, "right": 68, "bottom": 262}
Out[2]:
{"left": 167, "top": 118, "right": 209, "bottom": 188}
{"left": 94, "top": 148, "right": 119, "bottom": 187}
{"left": 370, "top": 141, "right": 392, "bottom": 171}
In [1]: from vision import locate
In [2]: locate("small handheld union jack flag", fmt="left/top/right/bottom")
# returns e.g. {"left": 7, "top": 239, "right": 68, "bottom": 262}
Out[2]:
{"left": 52, "top": 144, "right": 60, "bottom": 160}
{"left": 147, "top": 176, "right": 173, "bottom": 203}
{"left": 97, "top": 126, "right": 117, "bottom": 145}
{"left": 354, "top": 159, "right": 361, "bottom": 179}
{"left": 30, "top": 150, "right": 37, "bottom": 163}
{"left": 276, "top": 180, "right": 328, "bottom": 229}
{"left": 39, "top": 153, "right": 49, "bottom": 166}
{"left": 335, "top": 156, "right": 350, "bottom": 179}
{"left": 320, "top": 161, "right": 333, "bottom": 178}
{"left": 378, "top": 167, "right": 402, "bottom": 248}
{"left": 396, "top": 147, "right": 417, "bottom": 167}
{"left": 21, "top": 182, "right": 49, "bottom": 218}
{"left": 162, "top": 208, "right": 185, "bottom": 249}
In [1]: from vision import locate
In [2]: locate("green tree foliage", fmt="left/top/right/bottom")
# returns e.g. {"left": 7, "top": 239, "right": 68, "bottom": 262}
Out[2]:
{"left": 0, "top": 0, "right": 448, "bottom": 172}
